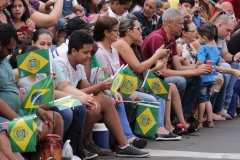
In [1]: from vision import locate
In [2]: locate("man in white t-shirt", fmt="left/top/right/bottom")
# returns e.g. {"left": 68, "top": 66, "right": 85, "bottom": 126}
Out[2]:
{"left": 108, "top": 0, "right": 132, "bottom": 19}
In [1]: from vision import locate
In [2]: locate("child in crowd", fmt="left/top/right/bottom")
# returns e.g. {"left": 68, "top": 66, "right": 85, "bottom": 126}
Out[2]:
{"left": 156, "top": 0, "right": 170, "bottom": 18}
{"left": 178, "top": 0, "right": 195, "bottom": 20}
{"left": 47, "top": 0, "right": 83, "bottom": 46}
{"left": 7, "top": 0, "right": 35, "bottom": 39}
{"left": 192, "top": 0, "right": 206, "bottom": 28}
{"left": 196, "top": 23, "right": 221, "bottom": 128}
{"left": 97, "top": 0, "right": 110, "bottom": 16}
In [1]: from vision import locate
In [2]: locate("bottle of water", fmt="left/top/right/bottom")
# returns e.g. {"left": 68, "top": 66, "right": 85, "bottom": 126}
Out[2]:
{"left": 213, "top": 71, "right": 223, "bottom": 92}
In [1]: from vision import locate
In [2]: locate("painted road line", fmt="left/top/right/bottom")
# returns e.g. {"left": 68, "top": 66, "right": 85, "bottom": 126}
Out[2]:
{"left": 143, "top": 149, "right": 240, "bottom": 159}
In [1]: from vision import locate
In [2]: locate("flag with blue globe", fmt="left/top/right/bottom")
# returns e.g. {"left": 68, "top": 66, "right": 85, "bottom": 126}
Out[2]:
{"left": 20, "top": 76, "right": 54, "bottom": 115}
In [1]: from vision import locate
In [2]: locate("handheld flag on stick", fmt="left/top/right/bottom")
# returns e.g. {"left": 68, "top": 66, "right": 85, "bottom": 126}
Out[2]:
{"left": 20, "top": 76, "right": 54, "bottom": 115}
{"left": 8, "top": 114, "right": 39, "bottom": 152}
{"left": 110, "top": 64, "right": 124, "bottom": 97}
{"left": 134, "top": 102, "right": 159, "bottom": 138}
{"left": 48, "top": 96, "right": 82, "bottom": 111}
{"left": 17, "top": 49, "right": 51, "bottom": 78}
{"left": 141, "top": 70, "right": 170, "bottom": 100}
{"left": 119, "top": 65, "right": 141, "bottom": 98}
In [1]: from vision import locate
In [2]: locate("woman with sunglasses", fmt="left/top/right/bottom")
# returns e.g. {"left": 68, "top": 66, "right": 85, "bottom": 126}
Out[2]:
{"left": 112, "top": 14, "right": 199, "bottom": 137}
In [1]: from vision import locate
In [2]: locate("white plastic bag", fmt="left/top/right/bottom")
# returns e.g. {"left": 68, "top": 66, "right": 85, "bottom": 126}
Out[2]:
{"left": 62, "top": 140, "right": 73, "bottom": 159}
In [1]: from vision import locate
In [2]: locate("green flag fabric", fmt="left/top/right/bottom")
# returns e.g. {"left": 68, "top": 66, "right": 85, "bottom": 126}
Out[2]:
{"left": 110, "top": 65, "right": 124, "bottom": 97}
{"left": 119, "top": 65, "right": 141, "bottom": 98}
{"left": 20, "top": 76, "right": 54, "bottom": 115}
{"left": 142, "top": 70, "right": 170, "bottom": 100}
{"left": 17, "top": 49, "right": 51, "bottom": 78}
{"left": 48, "top": 96, "right": 82, "bottom": 110}
{"left": 8, "top": 114, "right": 39, "bottom": 152}
{"left": 134, "top": 102, "right": 159, "bottom": 138}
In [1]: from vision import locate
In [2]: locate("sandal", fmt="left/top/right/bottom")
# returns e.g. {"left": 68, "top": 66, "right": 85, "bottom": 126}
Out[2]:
{"left": 203, "top": 121, "right": 214, "bottom": 128}
{"left": 187, "top": 124, "right": 199, "bottom": 133}
{"left": 172, "top": 128, "right": 188, "bottom": 136}
{"left": 212, "top": 113, "right": 226, "bottom": 121}
{"left": 197, "top": 121, "right": 203, "bottom": 128}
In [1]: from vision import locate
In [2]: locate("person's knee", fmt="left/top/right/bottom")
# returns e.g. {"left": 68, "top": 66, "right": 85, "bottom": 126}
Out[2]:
{"left": 54, "top": 112, "right": 63, "bottom": 127}
{"left": 220, "top": 62, "right": 231, "bottom": 69}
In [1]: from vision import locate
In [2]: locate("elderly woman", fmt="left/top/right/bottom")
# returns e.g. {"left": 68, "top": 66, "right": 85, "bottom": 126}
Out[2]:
{"left": 112, "top": 14, "right": 199, "bottom": 136}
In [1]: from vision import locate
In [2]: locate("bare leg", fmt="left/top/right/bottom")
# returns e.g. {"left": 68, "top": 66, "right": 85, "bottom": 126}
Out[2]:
{"left": 198, "top": 102, "right": 206, "bottom": 127}
{"left": 168, "top": 84, "right": 191, "bottom": 131}
{"left": 99, "top": 95, "right": 128, "bottom": 147}
{"left": 206, "top": 101, "right": 213, "bottom": 123}
{"left": 51, "top": 111, "right": 64, "bottom": 138}
{"left": 164, "top": 84, "right": 175, "bottom": 132}
{"left": 0, "top": 131, "right": 24, "bottom": 160}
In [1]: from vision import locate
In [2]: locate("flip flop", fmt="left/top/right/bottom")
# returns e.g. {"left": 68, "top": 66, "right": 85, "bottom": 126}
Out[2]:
{"left": 187, "top": 124, "right": 199, "bottom": 133}
{"left": 172, "top": 128, "right": 188, "bottom": 136}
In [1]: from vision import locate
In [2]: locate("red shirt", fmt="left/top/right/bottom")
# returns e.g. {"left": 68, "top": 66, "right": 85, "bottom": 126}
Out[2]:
{"left": 141, "top": 27, "right": 178, "bottom": 69}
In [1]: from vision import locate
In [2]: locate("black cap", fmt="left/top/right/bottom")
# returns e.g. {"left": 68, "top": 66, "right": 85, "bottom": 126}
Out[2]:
{"left": 65, "top": 16, "right": 95, "bottom": 36}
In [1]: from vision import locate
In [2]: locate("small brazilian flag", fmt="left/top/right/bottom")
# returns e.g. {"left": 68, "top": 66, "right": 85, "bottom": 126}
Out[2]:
{"left": 48, "top": 96, "right": 82, "bottom": 111}
{"left": 142, "top": 70, "right": 170, "bottom": 100}
{"left": 20, "top": 76, "right": 54, "bottom": 115}
{"left": 134, "top": 102, "right": 159, "bottom": 138}
{"left": 110, "top": 64, "right": 124, "bottom": 97}
{"left": 8, "top": 114, "right": 39, "bottom": 152}
{"left": 17, "top": 49, "right": 51, "bottom": 78}
{"left": 119, "top": 65, "right": 141, "bottom": 98}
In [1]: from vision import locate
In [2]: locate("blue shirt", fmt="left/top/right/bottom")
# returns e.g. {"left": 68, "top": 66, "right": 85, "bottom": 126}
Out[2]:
{"left": 193, "top": 14, "right": 201, "bottom": 28}
{"left": 197, "top": 45, "right": 221, "bottom": 83}
{"left": 132, "top": 11, "right": 158, "bottom": 40}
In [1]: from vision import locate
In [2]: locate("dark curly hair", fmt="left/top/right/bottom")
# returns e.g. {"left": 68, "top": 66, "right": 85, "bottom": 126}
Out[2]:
{"left": 0, "top": 24, "right": 18, "bottom": 46}
{"left": 68, "top": 30, "right": 94, "bottom": 54}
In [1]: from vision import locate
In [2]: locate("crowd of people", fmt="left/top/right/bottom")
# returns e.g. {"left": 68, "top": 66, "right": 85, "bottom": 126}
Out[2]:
{"left": 0, "top": 0, "right": 240, "bottom": 159}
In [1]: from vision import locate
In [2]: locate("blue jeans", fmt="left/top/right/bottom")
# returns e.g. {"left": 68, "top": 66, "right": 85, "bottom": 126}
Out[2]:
{"left": 50, "top": 105, "right": 87, "bottom": 135}
{"left": 198, "top": 82, "right": 214, "bottom": 103}
{"left": 134, "top": 91, "right": 165, "bottom": 128}
{"left": 210, "top": 63, "right": 231, "bottom": 112}
{"left": 164, "top": 75, "right": 203, "bottom": 118}
{"left": 224, "top": 62, "right": 240, "bottom": 106}
{"left": 115, "top": 102, "right": 135, "bottom": 139}
{"left": 228, "top": 79, "right": 240, "bottom": 117}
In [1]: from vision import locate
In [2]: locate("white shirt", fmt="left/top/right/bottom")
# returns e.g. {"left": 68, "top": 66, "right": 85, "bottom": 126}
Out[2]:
{"left": 108, "top": 7, "right": 128, "bottom": 19}
{"left": 52, "top": 39, "right": 69, "bottom": 58}
{"left": 55, "top": 53, "right": 87, "bottom": 87}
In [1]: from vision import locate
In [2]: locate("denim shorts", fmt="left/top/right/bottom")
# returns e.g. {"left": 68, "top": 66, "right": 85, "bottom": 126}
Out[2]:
{"left": 55, "top": 16, "right": 69, "bottom": 31}
{"left": 0, "top": 125, "right": 6, "bottom": 133}
{"left": 198, "top": 82, "right": 214, "bottom": 103}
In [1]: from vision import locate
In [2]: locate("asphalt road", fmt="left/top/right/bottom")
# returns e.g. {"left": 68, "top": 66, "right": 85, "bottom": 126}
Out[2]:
{"left": 98, "top": 116, "right": 240, "bottom": 160}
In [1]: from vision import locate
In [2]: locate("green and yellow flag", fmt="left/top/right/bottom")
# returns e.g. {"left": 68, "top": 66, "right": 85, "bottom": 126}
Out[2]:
{"left": 134, "top": 102, "right": 159, "bottom": 138}
{"left": 119, "top": 65, "right": 141, "bottom": 98}
{"left": 142, "top": 70, "right": 170, "bottom": 100}
{"left": 110, "top": 65, "right": 124, "bottom": 97}
{"left": 48, "top": 96, "right": 82, "bottom": 111}
{"left": 17, "top": 49, "right": 51, "bottom": 78}
{"left": 8, "top": 114, "right": 39, "bottom": 152}
{"left": 20, "top": 76, "right": 54, "bottom": 115}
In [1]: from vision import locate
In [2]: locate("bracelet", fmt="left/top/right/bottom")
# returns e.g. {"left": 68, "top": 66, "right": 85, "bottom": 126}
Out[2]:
{"left": 232, "top": 55, "right": 235, "bottom": 62}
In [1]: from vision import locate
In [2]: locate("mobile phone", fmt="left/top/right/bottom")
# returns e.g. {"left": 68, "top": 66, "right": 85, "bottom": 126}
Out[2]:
{"left": 165, "top": 42, "right": 174, "bottom": 49}
{"left": 17, "top": 26, "right": 29, "bottom": 32}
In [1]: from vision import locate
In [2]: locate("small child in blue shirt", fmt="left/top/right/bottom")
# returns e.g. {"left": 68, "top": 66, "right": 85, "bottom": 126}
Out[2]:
{"left": 196, "top": 23, "right": 221, "bottom": 128}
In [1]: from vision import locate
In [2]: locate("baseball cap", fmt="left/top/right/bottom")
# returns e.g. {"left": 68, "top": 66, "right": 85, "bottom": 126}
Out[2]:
{"left": 65, "top": 16, "right": 95, "bottom": 36}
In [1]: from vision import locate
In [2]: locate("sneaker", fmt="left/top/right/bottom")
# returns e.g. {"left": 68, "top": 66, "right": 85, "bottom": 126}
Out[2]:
{"left": 84, "top": 141, "right": 111, "bottom": 156}
{"left": 83, "top": 149, "right": 98, "bottom": 160}
{"left": 155, "top": 132, "right": 182, "bottom": 141}
{"left": 115, "top": 144, "right": 150, "bottom": 157}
